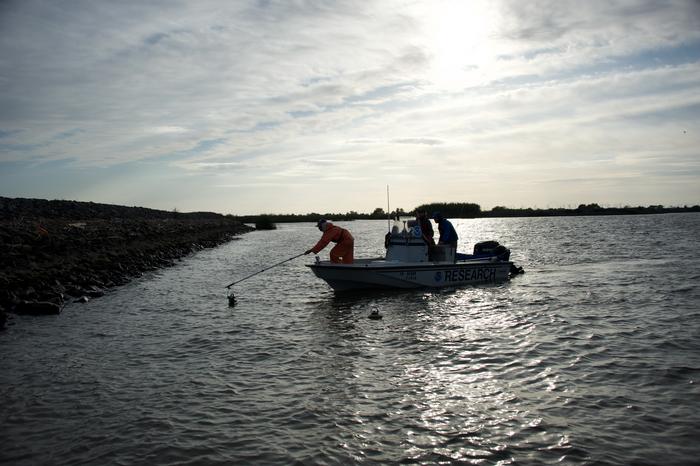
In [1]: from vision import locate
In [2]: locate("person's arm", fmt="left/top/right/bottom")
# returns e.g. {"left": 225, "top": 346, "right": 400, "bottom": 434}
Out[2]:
{"left": 449, "top": 222, "right": 458, "bottom": 242}
{"left": 309, "top": 228, "right": 335, "bottom": 254}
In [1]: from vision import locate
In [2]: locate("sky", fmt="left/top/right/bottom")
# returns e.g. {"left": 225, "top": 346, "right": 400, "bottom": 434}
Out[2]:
{"left": 1, "top": 0, "right": 699, "bottom": 215}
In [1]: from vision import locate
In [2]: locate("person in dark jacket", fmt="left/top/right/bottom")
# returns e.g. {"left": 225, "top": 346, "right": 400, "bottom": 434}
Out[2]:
{"left": 431, "top": 212, "right": 458, "bottom": 248}
{"left": 304, "top": 219, "right": 354, "bottom": 264}
{"left": 417, "top": 211, "right": 435, "bottom": 246}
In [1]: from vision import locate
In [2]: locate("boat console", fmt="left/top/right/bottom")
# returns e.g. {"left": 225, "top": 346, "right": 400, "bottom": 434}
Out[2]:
{"left": 384, "top": 220, "right": 455, "bottom": 263}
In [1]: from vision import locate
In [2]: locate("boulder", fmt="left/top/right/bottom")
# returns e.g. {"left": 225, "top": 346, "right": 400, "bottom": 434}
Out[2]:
{"left": 15, "top": 300, "right": 62, "bottom": 315}
{"left": 85, "top": 287, "right": 105, "bottom": 298}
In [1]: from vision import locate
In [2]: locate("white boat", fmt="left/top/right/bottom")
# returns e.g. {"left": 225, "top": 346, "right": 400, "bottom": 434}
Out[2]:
{"left": 307, "top": 221, "right": 522, "bottom": 291}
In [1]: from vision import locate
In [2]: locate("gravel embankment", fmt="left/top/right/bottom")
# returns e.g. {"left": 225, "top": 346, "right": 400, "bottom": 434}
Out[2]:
{"left": 0, "top": 197, "right": 253, "bottom": 329}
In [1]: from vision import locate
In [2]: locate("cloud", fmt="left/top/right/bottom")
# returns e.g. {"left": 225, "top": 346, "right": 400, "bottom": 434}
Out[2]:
{"left": 188, "top": 161, "right": 248, "bottom": 169}
{"left": 390, "top": 138, "right": 444, "bottom": 146}
{"left": 150, "top": 126, "right": 189, "bottom": 135}
{"left": 1, "top": 0, "right": 699, "bottom": 212}
{"left": 499, "top": 0, "right": 700, "bottom": 46}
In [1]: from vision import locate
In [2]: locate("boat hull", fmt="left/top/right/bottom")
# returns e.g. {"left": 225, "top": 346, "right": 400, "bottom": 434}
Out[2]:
{"left": 307, "top": 259, "right": 511, "bottom": 291}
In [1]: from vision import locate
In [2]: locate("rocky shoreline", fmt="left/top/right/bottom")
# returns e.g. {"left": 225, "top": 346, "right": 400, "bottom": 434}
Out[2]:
{"left": 0, "top": 197, "right": 253, "bottom": 330}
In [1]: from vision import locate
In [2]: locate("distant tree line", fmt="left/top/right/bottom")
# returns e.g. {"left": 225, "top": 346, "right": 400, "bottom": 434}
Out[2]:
{"left": 234, "top": 208, "right": 396, "bottom": 224}
{"left": 6, "top": 197, "right": 696, "bottom": 225}
{"left": 233, "top": 202, "right": 699, "bottom": 225}
{"left": 481, "top": 203, "right": 700, "bottom": 217}
{"left": 413, "top": 202, "right": 482, "bottom": 218}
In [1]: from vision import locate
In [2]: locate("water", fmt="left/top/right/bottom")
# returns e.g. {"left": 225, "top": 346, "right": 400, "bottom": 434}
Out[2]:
{"left": 2, "top": 214, "right": 700, "bottom": 465}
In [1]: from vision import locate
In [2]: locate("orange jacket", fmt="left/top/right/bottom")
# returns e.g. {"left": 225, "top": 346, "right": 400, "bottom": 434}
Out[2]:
{"left": 311, "top": 223, "right": 354, "bottom": 254}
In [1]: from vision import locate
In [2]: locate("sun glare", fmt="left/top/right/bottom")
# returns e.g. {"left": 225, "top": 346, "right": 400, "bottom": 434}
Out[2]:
{"left": 423, "top": 0, "right": 499, "bottom": 88}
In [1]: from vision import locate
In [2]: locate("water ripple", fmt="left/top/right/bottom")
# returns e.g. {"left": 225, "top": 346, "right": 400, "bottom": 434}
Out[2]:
{"left": 2, "top": 214, "right": 700, "bottom": 465}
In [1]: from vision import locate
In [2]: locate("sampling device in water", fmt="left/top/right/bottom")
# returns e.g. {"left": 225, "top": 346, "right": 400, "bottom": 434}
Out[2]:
{"left": 225, "top": 252, "right": 305, "bottom": 305}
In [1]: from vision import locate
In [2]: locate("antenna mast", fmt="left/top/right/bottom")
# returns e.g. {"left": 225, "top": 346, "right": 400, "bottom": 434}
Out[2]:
{"left": 386, "top": 185, "right": 391, "bottom": 232}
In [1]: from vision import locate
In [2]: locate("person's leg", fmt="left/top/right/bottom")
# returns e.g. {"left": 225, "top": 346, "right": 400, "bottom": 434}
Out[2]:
{"left": 330, "top": 241, "right": 354, "bottom": 264}
{"left": 329, "top": 245, "right": 341, "bottom": 263}
{"left": 340, "top": 241, "right": 354, "bottom": 264}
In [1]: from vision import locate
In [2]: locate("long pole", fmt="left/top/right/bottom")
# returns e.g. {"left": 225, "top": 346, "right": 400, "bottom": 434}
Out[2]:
{"left": 225, "top": 252, "right": 305, "bottom": 289}
{"left": 387, "top": 184, "right": 391, "bottom": 232}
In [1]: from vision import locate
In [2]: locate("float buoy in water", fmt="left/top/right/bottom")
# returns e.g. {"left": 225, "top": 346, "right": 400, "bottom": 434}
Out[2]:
{"left": 368, "top": 308, "right": 382, "bottom": 320}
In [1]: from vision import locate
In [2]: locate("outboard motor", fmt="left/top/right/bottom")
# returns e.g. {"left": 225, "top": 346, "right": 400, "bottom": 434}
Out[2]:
{"left": 473, "top": 240, "right": 511, "bottom": 261}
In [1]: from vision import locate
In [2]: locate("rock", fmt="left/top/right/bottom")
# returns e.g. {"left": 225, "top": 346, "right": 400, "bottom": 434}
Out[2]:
{"left": 14, "top": 300, "right": 62, "bottom": 315}
{"left": 74, "top": 296, "right": 89, "bottom": 304}
{"left": 85, "top": 287, "right": 105, "bottom": 298}
{"left": 37, "top": 292, "right": 64, "bottom": 306}
{"left": 65, "top": 285, "right": 84, "bottom": 297}
{"left": 24, "top": 286, "right": 37, "bottom": 299}
{"left": 0, "top": 196, "right": 253, "bottom": 318}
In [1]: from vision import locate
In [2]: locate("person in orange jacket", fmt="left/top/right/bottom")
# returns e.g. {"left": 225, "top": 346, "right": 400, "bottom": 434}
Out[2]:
{"left": 304, "top": 219, "right": 354, "bottom": 264}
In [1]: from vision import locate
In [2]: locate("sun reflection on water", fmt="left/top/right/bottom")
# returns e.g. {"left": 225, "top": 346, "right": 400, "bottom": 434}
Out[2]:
{"left": 384, "top": 286, "right": 546, "bottom": 461}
